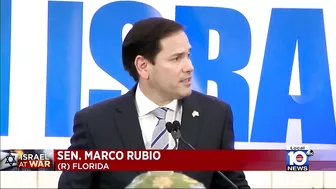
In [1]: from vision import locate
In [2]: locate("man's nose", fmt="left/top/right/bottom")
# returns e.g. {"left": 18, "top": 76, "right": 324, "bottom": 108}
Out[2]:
{"left": 183, "top": 59, "right": 194, "bottom": 73}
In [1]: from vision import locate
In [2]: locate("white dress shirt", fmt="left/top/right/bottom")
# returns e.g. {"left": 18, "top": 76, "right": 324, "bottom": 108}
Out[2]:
{"left": 135, "top": 85, "right": 182, "bottom": 150}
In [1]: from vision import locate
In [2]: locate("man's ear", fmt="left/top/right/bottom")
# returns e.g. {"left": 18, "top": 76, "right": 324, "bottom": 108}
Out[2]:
{"left": 134, "top": 55, "right": 149, "bottom": 80}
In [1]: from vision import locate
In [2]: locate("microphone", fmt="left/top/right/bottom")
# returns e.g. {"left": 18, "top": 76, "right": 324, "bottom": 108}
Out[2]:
{"left": 166, "top": 121, "right": 238, "bottom": 189}
{"left": 171, "top": 121, "right": 193, "bottom": 150}
{"left": 165, "top": 122, "right": 179, "bottom": 150}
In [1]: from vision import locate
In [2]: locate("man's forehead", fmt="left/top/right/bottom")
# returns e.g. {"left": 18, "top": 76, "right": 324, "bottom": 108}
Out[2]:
{"left": 159, "top": 31, "right": 191, "bottom": 55}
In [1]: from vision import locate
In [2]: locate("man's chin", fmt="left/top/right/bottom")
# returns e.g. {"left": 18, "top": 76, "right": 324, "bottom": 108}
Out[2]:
{"left": 179, "top": 88, "right": 192, "bottom": 98}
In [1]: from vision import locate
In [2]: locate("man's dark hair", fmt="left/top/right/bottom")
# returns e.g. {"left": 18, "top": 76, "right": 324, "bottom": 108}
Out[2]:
{"left": 122, "top": 17, "right": 184, "bottom": 81}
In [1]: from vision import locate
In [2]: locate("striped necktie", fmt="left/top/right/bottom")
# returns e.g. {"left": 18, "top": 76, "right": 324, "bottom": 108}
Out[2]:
{"left": 151, "top": 107, "right": 169, "bottom": 150}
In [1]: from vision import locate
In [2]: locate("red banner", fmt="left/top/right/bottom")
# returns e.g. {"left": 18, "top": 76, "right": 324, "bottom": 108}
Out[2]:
{"left": 53, "top": 150, "right": 336, "bottom": 171}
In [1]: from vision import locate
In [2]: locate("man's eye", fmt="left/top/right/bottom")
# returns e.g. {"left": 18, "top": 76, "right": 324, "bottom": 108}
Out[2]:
{"left": 174, "top": 56, "right": 181, "bottom": 61}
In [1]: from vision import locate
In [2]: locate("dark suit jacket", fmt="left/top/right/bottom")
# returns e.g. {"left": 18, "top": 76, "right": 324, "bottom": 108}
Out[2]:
{"left": 58, "top": 85, "right": 250, "bottom": 189}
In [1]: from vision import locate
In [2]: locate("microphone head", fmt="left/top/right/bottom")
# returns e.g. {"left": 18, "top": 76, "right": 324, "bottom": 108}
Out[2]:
{"left": 165, "top": 122, "right": 174, "bottom": 133}
{"left": 172, "top": 121, "right": 181, "bottom": 130}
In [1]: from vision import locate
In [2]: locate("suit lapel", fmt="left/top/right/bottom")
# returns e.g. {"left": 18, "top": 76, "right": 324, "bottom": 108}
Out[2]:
{"left": 178, "top": 92, "right": 203, "bottom": 150}
{"left": 114, "top": 85, "right": 146, "bottom": 150}
{"left": 113, "top": 87, "right": 204, "bottom": 150}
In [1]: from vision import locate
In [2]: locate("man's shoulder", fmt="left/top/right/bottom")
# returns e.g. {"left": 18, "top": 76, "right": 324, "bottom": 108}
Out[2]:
{"left": 190, "top": 90, "right": 231, "bottom": 111}
{"left": 75, "top": 93, "right": 129, "bottom": 118}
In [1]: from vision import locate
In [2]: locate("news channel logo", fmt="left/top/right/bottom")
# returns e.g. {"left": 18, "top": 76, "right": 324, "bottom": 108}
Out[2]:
{"left": 286, "top": 146, "right": 314, "bottom": 171}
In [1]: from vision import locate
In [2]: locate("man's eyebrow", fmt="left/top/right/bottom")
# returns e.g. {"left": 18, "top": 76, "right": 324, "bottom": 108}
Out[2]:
{"left": 170, "top": 47, "right": 192, "bottom": 57}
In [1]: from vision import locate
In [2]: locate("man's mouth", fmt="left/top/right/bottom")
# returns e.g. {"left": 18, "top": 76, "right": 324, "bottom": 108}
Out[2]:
{"left": 182, "top": 77, "right": 192, "bottom": 84}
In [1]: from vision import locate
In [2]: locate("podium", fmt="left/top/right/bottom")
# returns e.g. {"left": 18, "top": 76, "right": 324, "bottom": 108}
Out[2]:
{"left": 126, "top": 171, "right": 205, "bottom": 188}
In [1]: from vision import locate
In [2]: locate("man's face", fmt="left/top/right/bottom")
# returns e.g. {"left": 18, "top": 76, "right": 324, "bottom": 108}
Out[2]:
{"left": 148, "top": 30, "right": 194, "bottom": 100}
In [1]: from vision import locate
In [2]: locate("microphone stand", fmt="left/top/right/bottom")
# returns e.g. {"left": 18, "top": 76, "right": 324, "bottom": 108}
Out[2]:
{"left": 166, "top": 121, "right": 238, "bottom": 189}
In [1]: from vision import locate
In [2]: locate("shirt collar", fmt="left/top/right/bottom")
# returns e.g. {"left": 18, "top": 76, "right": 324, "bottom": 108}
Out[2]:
{"left": 135, "top": 84, "right": 178, "bottom": 117}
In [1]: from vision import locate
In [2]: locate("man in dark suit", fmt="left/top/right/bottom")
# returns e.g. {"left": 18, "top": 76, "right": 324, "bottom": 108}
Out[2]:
{"left": 58, "top": 17, "right": 250, "bottom": 189}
